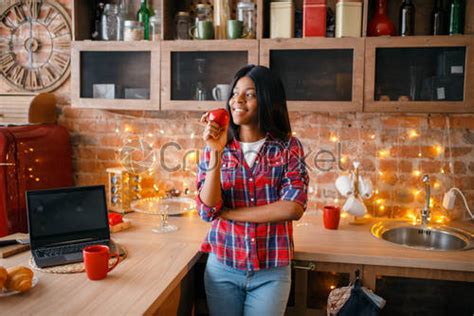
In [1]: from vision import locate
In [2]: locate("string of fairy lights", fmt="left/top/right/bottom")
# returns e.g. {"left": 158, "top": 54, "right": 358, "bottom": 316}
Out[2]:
{"left": 107, "top": 113, "right": 457, "bottom": 221}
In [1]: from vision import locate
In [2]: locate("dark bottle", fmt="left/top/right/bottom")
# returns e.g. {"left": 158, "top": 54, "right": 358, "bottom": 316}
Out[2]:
{"left": 399, "top": 0, "right": 415, "bottom": 36}
{"left": 137, "top": 0, "right": 151, "bottom": 40}
{"left": 431, "top": 0, "right": 446, "bottom": 35}
{"left": 449, "top": 0, "right": 465, "bottom": 35}
{"left": 92, "top": 1, "right": 105, "bottom": 40}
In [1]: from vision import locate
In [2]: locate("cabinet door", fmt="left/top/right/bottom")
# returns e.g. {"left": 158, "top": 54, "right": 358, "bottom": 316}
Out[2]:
{"left": 287, "top": 260, "right": 362, "bottom": 316}
{"left": 161, "top": 40, "right": 258, "bottom": 111}
{"left": 260, "top": 38, "right": 365, "bottom": 112}
{"left": 71, "top": 41, "right": 160, "bottom": 110}
{"left": 364, "top": 36, "right": 474, "bottom": 113}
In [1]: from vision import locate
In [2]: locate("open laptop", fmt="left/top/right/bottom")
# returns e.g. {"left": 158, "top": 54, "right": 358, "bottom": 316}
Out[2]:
{"left": 26, "top": 185, "right": 112, "bottom": 268}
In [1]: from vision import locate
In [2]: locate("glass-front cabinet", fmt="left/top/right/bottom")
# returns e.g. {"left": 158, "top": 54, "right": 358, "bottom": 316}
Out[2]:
{"left": 260, "top": 38, "right": 365, "bottom": 112}
{"left": 364, "top": 36, "right": 474, "bottom": 112}
{"left": 161, "top": 40, "right": 258, "bottom": 111}
{"left": 71, "top": 41, "right": 160, "bottom": 110}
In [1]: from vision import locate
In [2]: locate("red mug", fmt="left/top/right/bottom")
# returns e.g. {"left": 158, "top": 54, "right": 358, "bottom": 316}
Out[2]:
{"left": 83, "top": 245, "right": 120, "bottom": 280}
{"left": 323, "top": 206, "right": 341, "bottom": 230}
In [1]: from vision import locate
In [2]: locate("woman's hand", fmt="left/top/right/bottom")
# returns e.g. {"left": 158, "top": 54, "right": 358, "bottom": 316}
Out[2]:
{"left": 201, "top": 112, "right": 228, "bottom": 152}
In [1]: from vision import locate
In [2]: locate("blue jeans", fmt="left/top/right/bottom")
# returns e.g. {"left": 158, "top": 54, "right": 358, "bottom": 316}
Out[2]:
{"left": 204, "top": 253, "right": 291, "bottom": 316}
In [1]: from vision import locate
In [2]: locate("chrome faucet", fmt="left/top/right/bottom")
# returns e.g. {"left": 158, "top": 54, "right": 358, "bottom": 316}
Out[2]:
{"left": 421, "top": 175, "right": 431, "bottom": 225}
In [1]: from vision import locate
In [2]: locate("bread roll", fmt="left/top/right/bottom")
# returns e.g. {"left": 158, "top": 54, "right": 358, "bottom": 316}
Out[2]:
{"left": 0, "top": 266, "right": 7, "bottom": 289}
{"left": 6, "top": 266, "right": 33, "bottom": 292}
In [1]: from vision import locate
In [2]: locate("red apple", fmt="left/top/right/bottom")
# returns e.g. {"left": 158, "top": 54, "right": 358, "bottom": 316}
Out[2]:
{"left": 207, "top": 108, "right": 230, "bottom": 128}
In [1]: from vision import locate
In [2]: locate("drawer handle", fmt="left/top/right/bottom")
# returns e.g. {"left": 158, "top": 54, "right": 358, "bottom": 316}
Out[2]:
{"left": 293, "top": 262, "right": 316, "bottom": 271}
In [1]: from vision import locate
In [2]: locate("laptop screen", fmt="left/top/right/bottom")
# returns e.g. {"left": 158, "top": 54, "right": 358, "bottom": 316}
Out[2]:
{"left": 26, "top": 185, "right": 110, "bottom": 247}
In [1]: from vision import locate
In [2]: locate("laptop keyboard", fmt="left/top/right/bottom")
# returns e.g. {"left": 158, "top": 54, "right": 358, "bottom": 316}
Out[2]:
{"left": 35, "top": 240, "right": 109, "bottom": 258}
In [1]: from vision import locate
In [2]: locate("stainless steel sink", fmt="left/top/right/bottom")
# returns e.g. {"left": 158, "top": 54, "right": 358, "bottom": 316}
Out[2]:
{"left": 371, "top": 221, "right": 474, "bottom": 251}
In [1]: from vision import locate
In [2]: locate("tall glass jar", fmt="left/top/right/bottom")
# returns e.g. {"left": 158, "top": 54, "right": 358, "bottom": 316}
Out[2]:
{"left": 195, "top": 3, "right": 213, "bottom": 24}
{"left": 175, "top": 11, "right": 192, "bottom": 40}
{"left": 101, "top": 4, "right": 123, "bottom": 40}
{"left": 237, "top": 1, "right": 256, "bottom": 39}
{"left": 214, "top": 0, "right": 230, "bottom": 39}
{"left": 149, "top": 9, "right": 161, "bottom": 41}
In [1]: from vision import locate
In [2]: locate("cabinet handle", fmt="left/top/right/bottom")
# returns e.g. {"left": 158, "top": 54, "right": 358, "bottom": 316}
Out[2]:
{"left": 293, "top": 262, "right": 316, "bottom": 271}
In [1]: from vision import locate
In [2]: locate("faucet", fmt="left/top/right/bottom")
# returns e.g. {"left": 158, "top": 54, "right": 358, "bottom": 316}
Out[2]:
{"left": 421, "top": 175, "right": 431, "bottom": 225}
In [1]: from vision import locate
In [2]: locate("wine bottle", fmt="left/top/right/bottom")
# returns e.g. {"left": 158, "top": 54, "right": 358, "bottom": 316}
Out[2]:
{"left": 449, "top": 0, "right": 465, "bottom": 35}
{"left": 137, "top": 0, "right": 151, "bottom": 40}
{"left": 399, "top": 0, "right": 415, "bottom": 36}
{"left": 92, "top": 1, "right": 105, "bottom": 40}
{"left": 431, "top": 0, "right": 446, "bottom": 35}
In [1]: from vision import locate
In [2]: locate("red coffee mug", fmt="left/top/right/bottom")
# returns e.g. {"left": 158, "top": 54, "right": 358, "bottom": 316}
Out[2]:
{"left": 323, "top": 206, "right": 341, "bottom": 230}
{"left": 83, "top": 245, "right": 120, "bottom": 280}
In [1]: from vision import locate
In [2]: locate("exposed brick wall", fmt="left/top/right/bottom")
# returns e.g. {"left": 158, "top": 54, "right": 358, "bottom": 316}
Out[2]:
{"left": 55, "top": 103, "right": 474, "bottom": 220}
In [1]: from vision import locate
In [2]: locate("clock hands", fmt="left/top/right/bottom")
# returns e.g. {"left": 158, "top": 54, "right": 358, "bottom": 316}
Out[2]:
{"left": 28, "top": 16, "right": 33, "bottom": 69}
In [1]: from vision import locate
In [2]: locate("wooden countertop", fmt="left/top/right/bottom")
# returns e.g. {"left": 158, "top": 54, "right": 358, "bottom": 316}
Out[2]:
{"left": 1, "top": 212, "right": 473, "bottom": 314}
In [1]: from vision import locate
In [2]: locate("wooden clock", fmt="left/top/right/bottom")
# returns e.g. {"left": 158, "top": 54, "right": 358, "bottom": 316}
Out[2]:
{"left": 0, "top": 0, "right": 71, "bottom": 93}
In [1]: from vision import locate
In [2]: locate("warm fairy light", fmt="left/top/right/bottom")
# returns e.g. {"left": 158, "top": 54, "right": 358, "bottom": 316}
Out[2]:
{"left": 159, "top": 129, "right": 165, "bottom": 134}
{"left": 376, "top": 199, "right": 384, "bottom": 205}
{"left": 434, "top": 181, "right": 441, "bottom": 189}
{"left": 370, "top": 134, "right": 376, "bottom": 140}
{"left": 378, "top": 171, "right": 384, "bottom": 176}
{"left": 190, "top": 132, "right": 195, "bottom": 139}
{"left": 379, "top": 205, "right": 385, "bottom": 211}
{"left": 341, "top": 213, "right": 349, "bottom": 219}
{"left": 413, "top": 189, "right": 421, "bottom": 196}
{"left": 408, "top": 129, "right": 419, "bottom": 139}
{"left": 430, "top": 198, "right": 434, "bottom": 208}
{"left": 440, "top": 168, "right": 445, "bottom": 174}
{"left": 28, "top": 168, "right": 32, "bottom": 171}
{"left": 29, "top": 175, "right": 33, "bottom": 178}
{"left": 292, "top": 131, "right": 297, "bottom": 136}
{"left": 433, "top": 215, "right": 448, "bottom": 224}
{"left": 329, "top": 285, "right": 336, "bottom": 290}
{"left": 334, "top": 198, "right": 339, "bottom": 204}
{"left": 330, "top": 135, "right": 338, "bottom": 142}
{"left": 124, "top": 125, "right": 132, "bottom": 133}
{"left": 153, "top": 184, "right": 159, "bottom": 191}
{"left": 340, "top": 155, "right": 347, "bottom": 164}
{"left": 374, "top": 189, "right": 379, "bottom": 195}
{"left": 29, "top": 148, "right": 34, "bottom": 152}
{"left": 413, "top": 170, "right": 421, "bottom": 177}
{"left": 405, "top": 210, "right": 417, "bottom": 224}
{"left": 378, "top": 149, "right": 389, "bottom": 157}
{"left": 434, "top": 145, "right": 443, "bottom": 156}
{"left": 35, "top": 177, "right": 40, "bottom": 182}
{"left": 418, "top": 152, "right": 422, "bottom": 157}
{"left": 148, "top": 133, "right": 153, "bottom": 137}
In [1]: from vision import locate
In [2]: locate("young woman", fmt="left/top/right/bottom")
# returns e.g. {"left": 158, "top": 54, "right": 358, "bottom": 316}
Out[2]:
{"left": 196, "top": 65, "right": 309, "bottom": 316}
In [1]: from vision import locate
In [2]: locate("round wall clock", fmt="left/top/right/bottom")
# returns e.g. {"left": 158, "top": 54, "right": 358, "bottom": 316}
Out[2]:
{"left": 0, "top": 0, "right": 71, "bottom": 92}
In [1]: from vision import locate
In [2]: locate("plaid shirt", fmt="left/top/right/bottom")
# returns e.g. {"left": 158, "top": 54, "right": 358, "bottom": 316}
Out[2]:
{"left": 196, "top": 133, "right": 309, "bottom": 271}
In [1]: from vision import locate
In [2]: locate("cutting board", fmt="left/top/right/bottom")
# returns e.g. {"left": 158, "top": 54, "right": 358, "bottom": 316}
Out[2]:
{"left": 0, "top": 233, "right": 30, "bottom": 258}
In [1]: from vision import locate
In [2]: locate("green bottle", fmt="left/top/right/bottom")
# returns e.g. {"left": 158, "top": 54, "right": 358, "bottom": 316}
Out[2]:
{"left": 137, "top": 0, "right": 151, "bottom": 40}
{"left": 449, "top": 0, "right": 465, "bottom": 35}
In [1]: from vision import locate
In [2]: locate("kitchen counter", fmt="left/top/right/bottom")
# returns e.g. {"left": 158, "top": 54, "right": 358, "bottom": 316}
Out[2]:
{"left": 1, "top": 212, "right": 473, "bottom": 315}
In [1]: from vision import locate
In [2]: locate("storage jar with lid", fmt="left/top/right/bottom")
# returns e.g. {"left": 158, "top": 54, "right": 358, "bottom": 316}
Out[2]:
{"left": 214, "top": 0, "right": 231, "bottom": 39}
{"left": 303, "top": 0, "right": 326, "bottom": 37}
{"left": 270, "top": 1, "right": 294, "bottom": 38}
{"left": 237, "top": 1, "right": 256, "bottom": 39}
{"left": 124, "top": 20, "right": 144, "bottom": 41}
{"left": 101, "top": 4, "right": 124, "bottom": 41}
{"left": 149, "top": 9, "right": 161, "bottom": 41}
{"left": 336, "top": 0, "right": 362, "bottom": 37}
{"left": 175, "top": 11, "right": 192, "bottom": 40}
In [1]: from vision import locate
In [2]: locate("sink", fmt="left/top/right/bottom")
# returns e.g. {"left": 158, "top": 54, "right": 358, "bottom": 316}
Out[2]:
{"left": 371, "top": 221, "right": 474, "bottom": 251}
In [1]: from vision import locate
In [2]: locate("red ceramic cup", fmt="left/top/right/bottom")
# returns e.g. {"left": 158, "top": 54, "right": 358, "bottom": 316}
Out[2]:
{"left": 83, "top": 245, "right": 120, "bottom": 280}
{"left": 323, "top": 206, "right": 341, "bottom": 230}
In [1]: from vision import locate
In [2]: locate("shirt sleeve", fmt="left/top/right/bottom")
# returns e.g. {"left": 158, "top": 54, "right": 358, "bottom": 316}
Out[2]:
{"left": 279, "top": 137, "right": 309, "bottom": 210}
{"left": 195, "top": 146, "right": 223, "bottom": 222}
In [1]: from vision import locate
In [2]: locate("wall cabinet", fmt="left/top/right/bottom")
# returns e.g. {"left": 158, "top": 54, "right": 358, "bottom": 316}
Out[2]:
{"left": 160, "top": 40, "right": 258, "bottom": 111}
{"left": 71, "top": 41, "right": 160, "bottom": 110}
{"left": 70, "top": 0, "right": 474, "bottom": 113}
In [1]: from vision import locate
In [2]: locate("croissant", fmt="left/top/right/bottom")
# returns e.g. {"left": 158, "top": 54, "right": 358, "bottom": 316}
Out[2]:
{"left": 0, "top": 266, "right": 7, "bottom": 289}
{"left": 6, "top": 266, "right": 33, "bottom": 292}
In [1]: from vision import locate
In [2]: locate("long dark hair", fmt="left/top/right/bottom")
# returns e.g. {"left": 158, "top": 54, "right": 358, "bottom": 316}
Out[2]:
{"left": 225, "top": 65, "right": 292, "bottom": 142}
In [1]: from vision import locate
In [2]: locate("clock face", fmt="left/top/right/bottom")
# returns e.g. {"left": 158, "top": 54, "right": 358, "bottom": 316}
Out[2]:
{"left": 0, "top": 0, "right": 71, "bottom": 92}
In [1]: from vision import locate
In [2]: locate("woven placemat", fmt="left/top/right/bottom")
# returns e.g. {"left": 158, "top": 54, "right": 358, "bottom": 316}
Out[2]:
{"left": 29, "top": 242, "right": 127, "bottom": 274}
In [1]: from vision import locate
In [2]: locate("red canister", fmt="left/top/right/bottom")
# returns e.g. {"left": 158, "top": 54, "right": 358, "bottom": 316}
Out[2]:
{"left": 303, "top": 0, "right": 327, "bottom": 37}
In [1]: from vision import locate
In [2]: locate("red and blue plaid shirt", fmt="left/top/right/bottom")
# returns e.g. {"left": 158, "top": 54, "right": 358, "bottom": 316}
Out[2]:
{"left": 196, "top": 133, "right": 309, "bottom": 271}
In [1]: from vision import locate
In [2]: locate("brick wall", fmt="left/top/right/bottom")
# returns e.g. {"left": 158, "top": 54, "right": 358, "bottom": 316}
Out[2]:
{"left": 56, "top": 102, "right": 474, "bottom": 221}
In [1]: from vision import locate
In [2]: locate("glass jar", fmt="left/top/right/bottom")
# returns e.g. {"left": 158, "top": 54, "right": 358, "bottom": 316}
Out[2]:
{"left": 101, "top": 4, "right": 123, "bottom": 40}
{"left": 237, "top": 1, "right": 256, "bottom": 39}
{"left": 175, "top": 11, "right": 192, "bottom": 40}
{"left": 124, "top": 20, "right": 144, "bottom": 41}
{"left": 195, "top": 3, "right": 213, "bottom": 24}
{"left": 149, "top": 9, "right": 161, "bottom": 41}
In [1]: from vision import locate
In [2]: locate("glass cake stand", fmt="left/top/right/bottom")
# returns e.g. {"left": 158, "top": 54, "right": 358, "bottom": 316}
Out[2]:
{"left": 131, "top": 197, "right": 196, "bottom": 233}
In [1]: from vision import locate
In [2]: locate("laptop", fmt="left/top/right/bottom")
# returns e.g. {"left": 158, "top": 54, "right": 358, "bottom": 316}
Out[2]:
{"left": 26, "top": 185, "right": 112, "bottom": 268}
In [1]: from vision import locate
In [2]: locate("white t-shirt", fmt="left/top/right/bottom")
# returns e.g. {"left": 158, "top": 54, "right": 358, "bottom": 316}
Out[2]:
{"left": 240, "top": 137, "right": 266, "bottom": 168}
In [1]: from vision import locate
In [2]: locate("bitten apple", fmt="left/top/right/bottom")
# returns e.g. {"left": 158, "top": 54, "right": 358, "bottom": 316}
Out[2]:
{"left": 207, "top": 108, "right": 230, "bottom": 128}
